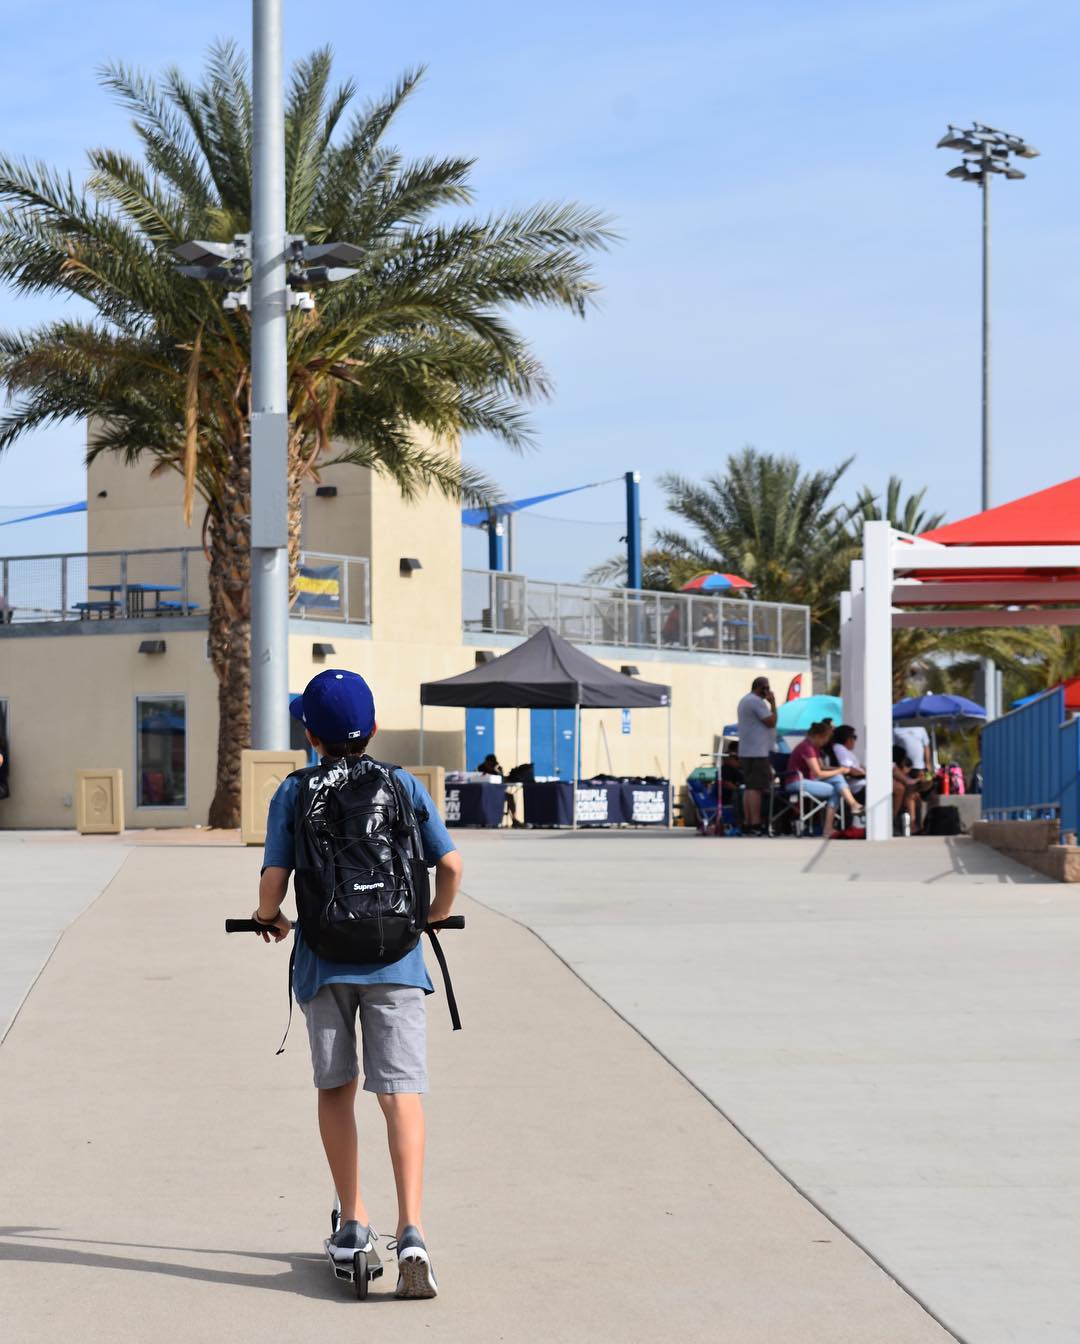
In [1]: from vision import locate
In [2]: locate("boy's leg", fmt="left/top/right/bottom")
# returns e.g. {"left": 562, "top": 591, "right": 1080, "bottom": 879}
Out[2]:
{"left": 378, "top": 1092, "right": 426, "bottom": 1237}
{"left": 358, "top": 985, "right": 428, "bottom": 1237}
{"left": 301, "top": 984, "right": 369, "bottom": 1227}
{"left": 318, "top": 1077, "right": 370, "bottom": 1226}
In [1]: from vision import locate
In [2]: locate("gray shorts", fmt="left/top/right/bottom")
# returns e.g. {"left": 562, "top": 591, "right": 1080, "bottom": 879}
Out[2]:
{"left": 299, "top": 983, "right": 428, "bottom": 1093}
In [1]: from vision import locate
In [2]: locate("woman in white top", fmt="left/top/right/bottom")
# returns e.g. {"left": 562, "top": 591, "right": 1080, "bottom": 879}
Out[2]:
{"left": 829, "top": 725, "right": 865, "bottom": 795}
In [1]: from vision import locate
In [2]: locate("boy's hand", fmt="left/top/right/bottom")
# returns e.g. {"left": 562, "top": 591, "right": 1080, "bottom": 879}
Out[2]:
{"left": 253, "top": 909, "right": 292, "bottom": 943}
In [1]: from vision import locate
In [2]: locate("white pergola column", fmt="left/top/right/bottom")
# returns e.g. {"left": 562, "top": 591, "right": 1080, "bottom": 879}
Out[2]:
{"left": 862, "top": 522, "right": 894, "bottom": 841}
{"left": 843, "top": 560, "right": 865, "bottom": 755}
{"left": 839, "top": 587, "right": 852, "bottom": 702}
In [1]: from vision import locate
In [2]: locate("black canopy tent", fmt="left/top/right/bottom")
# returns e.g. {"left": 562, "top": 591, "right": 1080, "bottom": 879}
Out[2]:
{"left": 419, "top": 626, "right": 673, "bottom": 827}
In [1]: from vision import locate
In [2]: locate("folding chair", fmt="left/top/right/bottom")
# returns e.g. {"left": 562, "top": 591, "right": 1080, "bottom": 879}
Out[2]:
{"left": 786, "top": 779, "right": 829, "bottom": 837}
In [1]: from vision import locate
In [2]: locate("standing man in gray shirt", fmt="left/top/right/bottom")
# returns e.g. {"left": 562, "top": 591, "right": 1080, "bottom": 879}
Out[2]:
{"left": 737, "top": 676, "right": 777, "bottom": 835}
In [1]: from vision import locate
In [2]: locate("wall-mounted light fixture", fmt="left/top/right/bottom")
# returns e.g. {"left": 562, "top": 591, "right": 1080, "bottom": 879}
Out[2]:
{"left": 138, "top": 640, "right": 167, "bottom": 655}
{"left": 400, "top": 557, "right": 422, "bottom": 576}
{"left": 475, "top": 650, "right": 496, "bottom": 665}
{"left": 315, "top": 485, "right": 337, "bottom": 498}
{"left": 620, "top": 664, "right": 639, "bottom": 676}
{"left": 97, "top": 489, "right": 108, "bottom": 498}
{"left": 312, "top": 642, "right": 336, "bottom": 662}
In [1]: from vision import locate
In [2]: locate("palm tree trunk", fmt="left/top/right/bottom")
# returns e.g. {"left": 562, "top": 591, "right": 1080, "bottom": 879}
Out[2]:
{"left": 206, "top": 451, "right": 252, "bottom": 828}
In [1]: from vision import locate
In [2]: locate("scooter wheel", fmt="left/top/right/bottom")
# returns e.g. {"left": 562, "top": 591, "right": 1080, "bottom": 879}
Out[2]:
{"left": 354, "top": 1251, "right": 369, "bottom": 1300}
{"left": 330, "top": 1207, "right": 340, "bottom": 1235}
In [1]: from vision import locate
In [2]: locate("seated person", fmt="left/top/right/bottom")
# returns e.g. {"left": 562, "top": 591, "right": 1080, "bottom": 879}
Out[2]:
{"left": 720, "top": 748, "right": 745, "bottom": 828}
{"left": 830, "top": 725, "right": 865, "bottom": 796}
{"left": 784, "top": 721, "right": 864, "bottom": 838}
{"left": 892, "top": 745, "right": 919, "bottom": 833}
{"left": 477, "top": 753, "right": 522, "bottom": 827}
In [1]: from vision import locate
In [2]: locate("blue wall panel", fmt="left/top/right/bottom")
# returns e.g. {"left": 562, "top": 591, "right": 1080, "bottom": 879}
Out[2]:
{"left": 530, "top": 708, "right": 577, "bottom": 779}
{"left": 465, "top": 708, "right": 495, "bottom": 770}
{"left": 983, "top": 687, "right": 1066, "bottom": 818}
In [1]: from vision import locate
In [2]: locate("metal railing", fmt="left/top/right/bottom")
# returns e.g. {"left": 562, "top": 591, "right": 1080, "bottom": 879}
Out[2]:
{"left": 293, "top": 552, "right": 370, "bottom": 625}
{"left": 982, "top": 687, "right": 1080, "bottom": 829}
{"left": 462, "top": 570, "right": 810, "bottom": 659}
{"left": 0, "top": 547, "right": 370, "bottom": 627}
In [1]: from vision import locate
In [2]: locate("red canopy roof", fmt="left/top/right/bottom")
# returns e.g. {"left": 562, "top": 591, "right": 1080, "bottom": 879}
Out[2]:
{"left": 922, "top": 476, "right": 1080, "bottom": 547}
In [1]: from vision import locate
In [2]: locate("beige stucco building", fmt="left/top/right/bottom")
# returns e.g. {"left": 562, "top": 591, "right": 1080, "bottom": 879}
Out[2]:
{"left": 0, "top": 445, "right": 811, "bottom": 828}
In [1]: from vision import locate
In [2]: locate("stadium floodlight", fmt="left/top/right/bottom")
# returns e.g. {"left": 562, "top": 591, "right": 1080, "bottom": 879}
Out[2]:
{"left": 936, "top": 121, "right": 1039, "bottom": 512}
{"left": 937, "top": 119, "right": 1038, "bottom": 723}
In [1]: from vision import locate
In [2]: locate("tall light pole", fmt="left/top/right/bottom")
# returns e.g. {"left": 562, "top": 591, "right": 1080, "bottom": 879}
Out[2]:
{"left": 937, "top": 122, "right": 1039, "bottom": 718}
{"left": 249, "top": 0, "right": 291, "bottom": 749}
{"left": 176, "top": 4, "right": 362, "bottom": 753}
{"left": 937, "top": 123, "right": 1039, "bottom": 510}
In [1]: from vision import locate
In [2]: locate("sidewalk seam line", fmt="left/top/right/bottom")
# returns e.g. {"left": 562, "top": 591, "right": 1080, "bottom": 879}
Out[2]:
{"left": 0, "top": 847, "right": 134, "bottom": 1047}
{"left": 462, "top": 883, "right": 970, "bottom": 1344}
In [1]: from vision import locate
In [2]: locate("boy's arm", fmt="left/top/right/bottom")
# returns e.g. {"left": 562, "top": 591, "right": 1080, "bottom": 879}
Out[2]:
{"left": 254, "top": 867, "right": 292, "bottom": 942}
{"left": 428, "top": 849, "right": 463, "bottom": 924}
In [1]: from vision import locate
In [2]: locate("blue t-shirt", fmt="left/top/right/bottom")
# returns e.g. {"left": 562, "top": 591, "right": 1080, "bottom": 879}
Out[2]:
{"left": 262, "top": 764, "right": 456, "bottom": 1003}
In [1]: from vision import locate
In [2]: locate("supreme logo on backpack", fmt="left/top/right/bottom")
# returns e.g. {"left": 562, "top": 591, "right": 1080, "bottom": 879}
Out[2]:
{"left": 291, "top": 756, "right": 430, "bottom": 964}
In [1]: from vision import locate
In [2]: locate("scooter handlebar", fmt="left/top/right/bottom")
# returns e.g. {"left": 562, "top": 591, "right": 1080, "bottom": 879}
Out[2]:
{"left": 224, "top": 916, "right": 465, "bottom": 933}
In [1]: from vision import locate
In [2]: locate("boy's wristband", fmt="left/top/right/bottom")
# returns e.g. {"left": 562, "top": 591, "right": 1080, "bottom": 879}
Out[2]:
{"left": 254, "top": 907, "right": 281, "bottom": 926}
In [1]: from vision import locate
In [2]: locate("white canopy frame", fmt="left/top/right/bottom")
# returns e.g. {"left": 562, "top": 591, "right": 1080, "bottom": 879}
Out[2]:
{"left": 841, "top": 520, "right": 1080, "bottom": 841}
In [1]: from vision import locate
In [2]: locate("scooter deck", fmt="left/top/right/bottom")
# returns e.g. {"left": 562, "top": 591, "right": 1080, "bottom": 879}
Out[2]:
{"left": 325, "top": 1239, "right": 384, "bottom": 1284}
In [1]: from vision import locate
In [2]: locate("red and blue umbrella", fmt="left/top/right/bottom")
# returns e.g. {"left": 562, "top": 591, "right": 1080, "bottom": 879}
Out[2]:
{"left": 680, "top": 571, "right": 754, "bottom": 593}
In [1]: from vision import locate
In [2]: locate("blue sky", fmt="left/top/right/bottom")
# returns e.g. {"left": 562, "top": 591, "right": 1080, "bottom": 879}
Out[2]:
{"left": 1, "top": 0, "right": 1077, "bottom": 578}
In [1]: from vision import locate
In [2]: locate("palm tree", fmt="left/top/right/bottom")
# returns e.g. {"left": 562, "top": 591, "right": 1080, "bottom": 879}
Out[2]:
{"left": 891, "top": 627, "right": 1050, "bottom": 702}
{"left": 584, "top": 448, "right": 854, "bottom": 647}
{"left": 0, "top": 45, "right": 613, "bottom": 825}
{"left": 846, "top": 476, "right": 945, "bottom": 538}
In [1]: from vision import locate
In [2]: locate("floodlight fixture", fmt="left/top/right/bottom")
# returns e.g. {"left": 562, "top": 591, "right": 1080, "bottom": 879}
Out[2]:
{"left": 174, "top": 239, "right": 234, "bottom": 266}
{"left": 299, "top": 264, "right": 358, "bottom": 286}
{"left": 176, "top": 264, "right": 235, "bottom": 282}
{"left": 302, "top": 241, "right": 365, "bottom": 266}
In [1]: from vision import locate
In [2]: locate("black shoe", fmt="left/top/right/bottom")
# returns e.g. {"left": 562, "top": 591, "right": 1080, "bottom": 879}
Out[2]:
{"left": 391, "top": 1225, "right": 438, "bottom": 1298}
{"left": 328, "top": 1219, "right": 374, "bottom": 1264}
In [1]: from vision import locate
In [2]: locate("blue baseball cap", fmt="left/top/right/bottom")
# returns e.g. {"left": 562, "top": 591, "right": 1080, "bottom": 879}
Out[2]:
{"left": 289, "top": 669, "right": 376, "bottom": 743}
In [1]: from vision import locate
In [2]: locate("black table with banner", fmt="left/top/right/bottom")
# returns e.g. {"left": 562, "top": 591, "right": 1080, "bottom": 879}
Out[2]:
{"left": 445, "top": 781, "right": 507, "bottom": 827}
{"left": 418, "top": 626, "right": 674, "bottom": 830}
{"left": 523, "top": 779, "right": 670, "bottom": 827}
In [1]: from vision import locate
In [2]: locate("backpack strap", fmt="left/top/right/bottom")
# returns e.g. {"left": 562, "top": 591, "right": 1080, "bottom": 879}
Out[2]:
{"left": 424, "top": 925, "right": 462, "bottom": 1031}
{"left": 275, "top": 938, "right": 297, "bottom": 1056}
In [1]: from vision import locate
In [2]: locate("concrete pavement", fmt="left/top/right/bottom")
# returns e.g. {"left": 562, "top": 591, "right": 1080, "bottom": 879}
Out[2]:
{"left": 457, "top": 831, "right": 1080, "bottom": 1344}
{"left": 0, "top": 833, "right": 128, "bottom": 1042}
{"left": 0, "top": 832, "right": 953, "bottom": 1343}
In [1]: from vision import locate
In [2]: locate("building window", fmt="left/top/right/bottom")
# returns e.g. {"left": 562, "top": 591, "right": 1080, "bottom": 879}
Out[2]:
{"left": 136, "top": 696, "right": 187, "bottom": 807}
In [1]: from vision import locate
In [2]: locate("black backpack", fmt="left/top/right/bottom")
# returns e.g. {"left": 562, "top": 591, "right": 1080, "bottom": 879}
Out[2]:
{"left": 925, "top": 804, "right": 961, "bottom": 836}
{"left": 291, "top": 755, "right": 430, "bottom": 965}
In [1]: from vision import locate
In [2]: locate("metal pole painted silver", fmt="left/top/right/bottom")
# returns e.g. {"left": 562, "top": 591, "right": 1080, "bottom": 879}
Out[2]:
{"left": 980, "top": 157, "right": 996, "bottom": 719}
{"left": 249, "top": 0, "right": 291, "bottom": 749}
{"left": 981, "top": 157, "right": 991, "bottom": 512}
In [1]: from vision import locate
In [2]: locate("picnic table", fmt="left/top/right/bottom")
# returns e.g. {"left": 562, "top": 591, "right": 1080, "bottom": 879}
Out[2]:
{"left": 87, "top": 581, "right": 182, "bottom": 617}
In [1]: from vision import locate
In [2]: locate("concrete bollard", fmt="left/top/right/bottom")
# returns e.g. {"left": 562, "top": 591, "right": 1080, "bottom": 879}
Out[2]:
{"left": 75, "top": 769, "right": 124, "bottom": 834}
{"left": 240, "top": 750, "right": 309, "bottom": 845}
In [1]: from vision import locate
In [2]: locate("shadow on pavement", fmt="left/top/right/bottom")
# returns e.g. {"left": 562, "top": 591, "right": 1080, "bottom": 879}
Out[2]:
{"left": 0, "top": 1227, "right": 399, "bottom": 1303}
